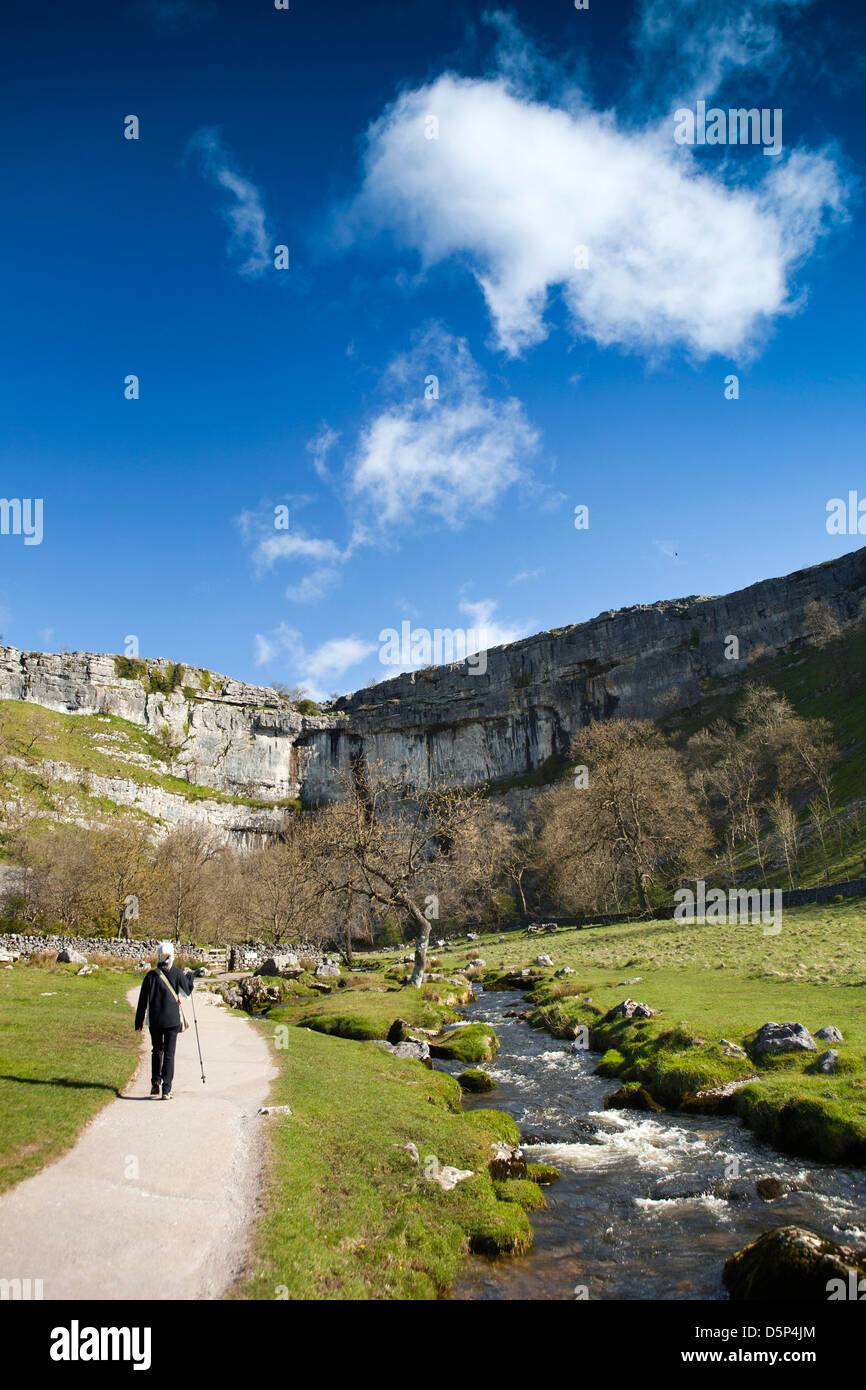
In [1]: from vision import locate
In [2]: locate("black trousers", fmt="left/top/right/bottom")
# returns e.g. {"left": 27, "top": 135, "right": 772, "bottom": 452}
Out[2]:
{"left": 149, "top": 1025, "right": 180, "bottom": 1090}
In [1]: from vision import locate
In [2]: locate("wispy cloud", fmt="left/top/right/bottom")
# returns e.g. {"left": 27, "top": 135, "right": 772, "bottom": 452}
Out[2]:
{"left": 307, "top": 425, "right": 340, "bottom": 482}
{"left": 188, "top": 127, "right": 272, "bottom": 276}
{"left": 253, "top": 623, "right": 377, "bottom": 700}
{"left": 349, "top": 324, "right": 540, "bottom": 528}
{"left": 633, "top": 0, "right": 811, "bottom": 103}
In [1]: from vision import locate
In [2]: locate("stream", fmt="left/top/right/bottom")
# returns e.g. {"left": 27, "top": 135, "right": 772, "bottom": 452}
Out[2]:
{"left": 437, "top": 988, "right": 866, "bottom": 1301}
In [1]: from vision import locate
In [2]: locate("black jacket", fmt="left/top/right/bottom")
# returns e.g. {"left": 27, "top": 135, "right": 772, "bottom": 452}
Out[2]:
{"left": 135, "top": 963, "right": 196, "bottom": 1031}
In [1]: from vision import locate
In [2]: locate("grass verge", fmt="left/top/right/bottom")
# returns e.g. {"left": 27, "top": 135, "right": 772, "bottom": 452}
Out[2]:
{"left": 0, "top": 962, "right": 140, "bottom": 1192}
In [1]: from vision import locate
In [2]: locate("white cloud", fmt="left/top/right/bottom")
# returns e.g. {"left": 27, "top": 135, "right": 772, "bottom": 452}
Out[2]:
{"left": 242, "top": 519, "right": 367, "bottom": 605}
{"left": 189, "top": 128, "right": 271, "bottom": 276}
{"left": 253, "top": 622, "right": 376, "bottom": 699}
{"left": 307, "top": 425, "right": 340, "bottom": 482}
{"left": 349, "top": 68, "right": 846, "bottom": 359}
{"left": 349, "top": 325, "right": 539, "bottom": 527}
{"left": 458, "top": 598, "right": 529, "bottom": 652}
{"left": 508, "top": 567, "right": 544, "bottom": 586}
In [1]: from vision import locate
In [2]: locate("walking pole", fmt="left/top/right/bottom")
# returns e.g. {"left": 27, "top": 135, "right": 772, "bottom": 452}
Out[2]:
{"left": 190, "top": 983, "right": 206, "bottom": 1085}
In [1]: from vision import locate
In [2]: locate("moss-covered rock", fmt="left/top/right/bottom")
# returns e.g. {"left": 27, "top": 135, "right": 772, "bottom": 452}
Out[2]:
{"left": 526, "top": 1161, "right": 562, "bottom": 1184}
{"left": 724, "top": 1225, "right": 866, "bottom": 1300}
{"left": 493, "top": 1178, "right": 547, "bottom": 1211}
{"left": 465, "top": 1196, "right": 533, "bottom": 1256}
{"left": 458, "top": 1068, "right": 497, "bottom": 1093}
{"left": 430, "top": 1023, "right": 499, "bottom": 1064}
{"left": 603, "top": 1082, "right": 664, "bottom": 1112}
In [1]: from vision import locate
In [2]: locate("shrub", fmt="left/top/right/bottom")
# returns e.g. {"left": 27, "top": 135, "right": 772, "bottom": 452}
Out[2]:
{"left": 114, "top": 655, "right": 147, "bottom": 681}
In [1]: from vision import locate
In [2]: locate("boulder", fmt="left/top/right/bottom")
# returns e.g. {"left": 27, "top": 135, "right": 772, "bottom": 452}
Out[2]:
{"left": 720, "top": 1037, "right": 748, "bottom": 1059}
{"left": 535, "top": 954, "right": 554, "bottom": 967}
{"left": 56, "top": 948, "right": 87, "bottom": 964}
{"left": 815, "top": 1049, "right": 839, "bottom": 1074}
{"left": 258, "top": 1105, "right": 292, "bottom": 1116}
{"left": 554, "top": 966, "right": 574, "bottom": 978}
{"left": 457, "top": 1068, "right": 497, "bottom": 1093}
{"left": 315, "top": 959, "right": 341, "bottom": 978}
{"left": 239, "top": 976, "right": 285, "bottom": 1011}
{"left": 604, "top": 1084, "right": 664, "bottom": 1113}
{"left": 428, "top": 1164, "right": 474, "bottom": 1192}
{"left": 724, "top": 1225, "right": 866, "bottom": 1300}
{"left": 255, "top": 953, "right": 302, "bottom": 978}
{"left": 603, "top": 998, "right": 658, "bottom": 1024}
{"left": 815, "top": 1025, "right": 843, "bottom": 1043}
{"left": 755, "top": 1176, "right": 787, "bottom": 1201}
{"left": 753, "top": 1022, "right": 816, "bottom": 1056}
{"left": 386, "top": 1017, "right": 408, "bottom": 1045}
{"left": 395, "top": 1141, "right": 420, "bottom": 1164}
{"left": 488, "top": 1142, "right": 527, "bottom": 1181}
{"left": 680, "top": 1076, "right": 760, "bottom": 1115}
{"left": 374, "top": 1039, "right": 432, "bottom": 1068}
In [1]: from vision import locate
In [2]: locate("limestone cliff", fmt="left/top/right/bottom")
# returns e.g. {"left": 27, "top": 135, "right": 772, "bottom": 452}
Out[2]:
{"left": 1, "top": 546, "right": 863, "bottom": 840}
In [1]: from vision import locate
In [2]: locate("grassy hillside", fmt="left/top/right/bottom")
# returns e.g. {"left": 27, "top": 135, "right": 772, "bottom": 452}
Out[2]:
{"left": 0, "top": 699, "right": 299, "bottom": 845}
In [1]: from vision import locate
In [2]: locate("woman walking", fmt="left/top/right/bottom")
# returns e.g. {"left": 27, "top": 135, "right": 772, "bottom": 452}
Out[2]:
{"left": 134, "top": 942, "right": 198, "bottom": 1099}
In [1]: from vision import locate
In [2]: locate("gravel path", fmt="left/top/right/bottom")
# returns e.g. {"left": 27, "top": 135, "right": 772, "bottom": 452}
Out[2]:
{"left": 0, "top": 986, "right": 277, "bottom": 1300}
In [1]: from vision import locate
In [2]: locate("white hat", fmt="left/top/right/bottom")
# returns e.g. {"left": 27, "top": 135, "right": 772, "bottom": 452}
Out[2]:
{"left": 157, "top": 941, "right": 175, "bottom": 963}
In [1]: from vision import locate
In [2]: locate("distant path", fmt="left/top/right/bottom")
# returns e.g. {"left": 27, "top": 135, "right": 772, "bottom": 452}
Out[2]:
{"left": 0, "top": 986, "right": 276, "bottom": 1300}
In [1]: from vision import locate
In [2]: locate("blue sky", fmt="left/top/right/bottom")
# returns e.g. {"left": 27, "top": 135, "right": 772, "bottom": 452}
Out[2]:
{"left": 1, "top": 0, "right": 864, "bottom": 697}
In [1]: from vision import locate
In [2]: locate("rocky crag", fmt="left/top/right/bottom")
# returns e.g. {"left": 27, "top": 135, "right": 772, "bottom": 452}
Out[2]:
{"left": 1, "top": 546, "right": 864, "bottom": 844}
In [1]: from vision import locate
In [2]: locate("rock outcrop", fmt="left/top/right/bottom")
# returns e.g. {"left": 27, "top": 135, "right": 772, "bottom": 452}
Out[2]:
{"left": 1, "top": 547, "right": 863, "bottom": 835}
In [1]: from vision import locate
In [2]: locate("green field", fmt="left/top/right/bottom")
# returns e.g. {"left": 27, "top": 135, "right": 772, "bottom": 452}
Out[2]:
{"left": 0, "top": 962, "right": 140, "bottom": 1192}
{"left": 236, "top": 1024, "right": 539, "bottom": 1300}
{"left": 467, "top": 900, "right": 866, "bottom": 1161}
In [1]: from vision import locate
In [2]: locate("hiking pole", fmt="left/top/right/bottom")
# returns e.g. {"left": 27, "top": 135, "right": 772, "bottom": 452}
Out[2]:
{"left": 190, "top": 984, "right": 206, "bottom": 1085}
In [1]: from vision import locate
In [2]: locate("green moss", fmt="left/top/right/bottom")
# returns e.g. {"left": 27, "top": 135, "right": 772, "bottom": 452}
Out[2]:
{"left": 526, "top": 1161, "right": 562, "bottom": 1184}
{"left": 462, "top": 1108, "right": 521, "bottom": 1145}
{"left": 430, "top": 1023, "right": 499, "bottom": 1064}
{"left": 302, "top": 1014, "right": 387, "bottom": 1042}
{"left": 464, "top": 1191, "right": 533, "bottom": 1255}
{"left": 493, "top": 1178, "right": 547, "bottom": 1211}
{"left": 457, "top": 1068, "right": 497, "bottom": 1093}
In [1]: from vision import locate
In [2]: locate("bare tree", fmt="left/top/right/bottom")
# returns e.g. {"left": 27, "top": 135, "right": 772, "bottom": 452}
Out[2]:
{"left": 152, "top": 823, "right": 221, "bottom": 943}
{"left": 540, "top": 718, "right": 710, "bottom": 916}
{"left": 241, "top": 813, "right": 324, "bottom": 947}
{"left": 315, "top": 760, "right": 490, "bottom": 986}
